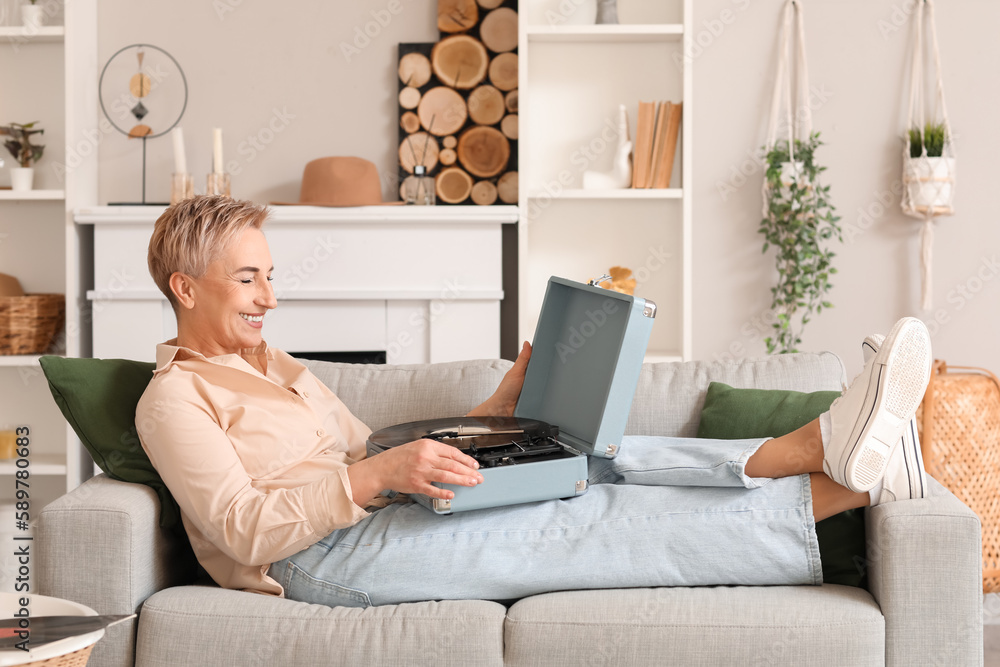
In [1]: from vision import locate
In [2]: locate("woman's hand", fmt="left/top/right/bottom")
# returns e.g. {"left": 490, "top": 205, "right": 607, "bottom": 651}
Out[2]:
{"left": 347, "top": 439, "right": 483, "bottom": 505}
{"left": 467, "top": 341, "right": 532, "bottom": 417}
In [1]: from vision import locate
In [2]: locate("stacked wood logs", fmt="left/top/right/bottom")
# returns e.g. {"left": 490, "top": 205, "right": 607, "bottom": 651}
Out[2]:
{"left": 397, "top": 0, "right": 518, "bottom": 205}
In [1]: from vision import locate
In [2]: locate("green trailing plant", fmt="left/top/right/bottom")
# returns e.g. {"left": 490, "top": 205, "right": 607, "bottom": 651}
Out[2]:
{"left": 759, "top": 132, "right": 842, "bottom": 354}
{"left": 908, "top": 122, "right": 946, "bottom": 158}
{"left": 1, "top": 122, "right": 45, "bottom": 168}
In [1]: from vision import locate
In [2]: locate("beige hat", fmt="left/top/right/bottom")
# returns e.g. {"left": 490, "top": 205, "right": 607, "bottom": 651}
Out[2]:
{"left": 272, "top": 156, "right": 401, "bottom": 207}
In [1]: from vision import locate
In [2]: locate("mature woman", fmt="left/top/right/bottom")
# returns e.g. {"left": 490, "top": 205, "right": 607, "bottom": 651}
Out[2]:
{"left": 137, "top": 195, "right": 932, "bottom": 607}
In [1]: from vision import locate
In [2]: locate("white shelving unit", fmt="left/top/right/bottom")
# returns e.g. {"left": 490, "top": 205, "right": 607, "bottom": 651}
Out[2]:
{"left": 518, "top": 0, "right": 692, "bottom": 362}
{"left": 0, "top": 1, "right": 98, "bottom": 510}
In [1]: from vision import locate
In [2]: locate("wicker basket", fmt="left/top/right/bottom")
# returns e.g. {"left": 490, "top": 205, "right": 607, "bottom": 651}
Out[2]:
{"left": 19, "top": 644, "right": 94, "bottom": 667}
{"left": 916, "top": 360, "right": 1000, "bottom": 593}
{"left": 0, "top": 294, "right": 65, "bottom": 355}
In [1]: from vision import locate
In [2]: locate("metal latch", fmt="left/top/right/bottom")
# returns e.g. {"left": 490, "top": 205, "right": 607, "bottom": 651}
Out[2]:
{"left": 605, "top": 444, "right": 619, "bottom": 457}
{"left": 643, "top": 299, "right": 657, "bottom": 318}
{"left": 576, "top": 480, "right": 588, "bottom": 493}
{"left": 433, "top": 498, "right": 452, "bottom": 513}
{"left": 589, "top": 274, "right": 612, "bottom": 287}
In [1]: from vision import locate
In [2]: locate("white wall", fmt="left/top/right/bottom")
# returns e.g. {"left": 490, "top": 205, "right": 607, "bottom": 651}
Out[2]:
{"left": 86, "top": 0, "right": 999, "bottom": 374}
{"left": 693, "top": 0, "right": 1000, "bottom": 377}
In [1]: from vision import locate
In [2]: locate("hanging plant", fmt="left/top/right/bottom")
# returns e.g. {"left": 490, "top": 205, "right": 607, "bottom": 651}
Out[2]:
{"left": 759, "top": 132, "right": 842, "bottom": 354}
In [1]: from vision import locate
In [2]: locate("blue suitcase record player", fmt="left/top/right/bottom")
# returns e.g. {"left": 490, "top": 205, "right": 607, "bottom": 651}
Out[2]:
{"left": 366, "top": 275, "right": 656, "bottom": 514}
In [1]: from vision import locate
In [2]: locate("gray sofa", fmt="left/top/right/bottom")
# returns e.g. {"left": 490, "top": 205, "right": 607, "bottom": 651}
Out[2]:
{"left": 38, "top": 353, "right": 984, "bottom": 666}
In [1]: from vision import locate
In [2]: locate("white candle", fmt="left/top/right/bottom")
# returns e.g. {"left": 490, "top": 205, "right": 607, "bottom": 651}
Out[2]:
{"left": 172, "top": 127, "right": 187, "bottom": 174}
{"left": 213, "top": 128, "right": 223, "bottom": 175}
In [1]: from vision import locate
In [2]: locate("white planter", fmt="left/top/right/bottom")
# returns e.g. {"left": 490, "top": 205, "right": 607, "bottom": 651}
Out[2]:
{"left": 10, "top": 167, "right": 33, "bottom": 191}
{"left": 905, "top": 156, "right": 954, "bottom": 212}
{"left": 21, "top": 2, "right": 44, "bottom": 28}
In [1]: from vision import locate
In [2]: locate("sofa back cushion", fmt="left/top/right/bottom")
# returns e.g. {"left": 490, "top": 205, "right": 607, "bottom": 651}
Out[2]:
{"left": 303, "top": 352, "right": 846, "bottom": 437}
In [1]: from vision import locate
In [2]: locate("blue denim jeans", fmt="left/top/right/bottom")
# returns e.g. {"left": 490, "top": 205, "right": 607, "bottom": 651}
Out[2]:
{"left": 270, "top": 436, "right": 822, "bottom": 607}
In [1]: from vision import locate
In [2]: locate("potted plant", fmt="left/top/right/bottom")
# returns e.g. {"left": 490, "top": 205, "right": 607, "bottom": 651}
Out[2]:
{"left": 904, "top": 121, "right": 954, "bottom": 213}
{"left": 759, "top": 132, "right": 842, "bottom": 354}
{"left": 1, "top": 122, "right": 45, "bottom": 191}
{"left": 21, "top": 0, "right": 44, "bottom": 28}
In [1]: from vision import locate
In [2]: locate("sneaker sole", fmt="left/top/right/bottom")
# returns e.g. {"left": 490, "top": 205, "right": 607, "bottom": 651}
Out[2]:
{"left": 843, "top": 318, "right": 932, "bottom": 491}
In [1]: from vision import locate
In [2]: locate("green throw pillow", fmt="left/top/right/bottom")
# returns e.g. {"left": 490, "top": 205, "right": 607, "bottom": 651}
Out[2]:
{"left": 39, "top": 356, "right": 182, "bottom": 530}
{"left": 696, "top": 382, "right": 867, "bottom": 589}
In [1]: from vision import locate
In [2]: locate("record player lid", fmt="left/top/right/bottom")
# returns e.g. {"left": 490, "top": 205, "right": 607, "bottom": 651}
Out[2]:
{"left": 514, "top": 276, "right": 655, "bottom": 458}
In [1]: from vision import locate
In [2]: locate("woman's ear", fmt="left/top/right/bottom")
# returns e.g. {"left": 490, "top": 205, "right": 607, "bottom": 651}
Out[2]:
{"left": 169, "top": 272, "right": 197, "bottom": 310}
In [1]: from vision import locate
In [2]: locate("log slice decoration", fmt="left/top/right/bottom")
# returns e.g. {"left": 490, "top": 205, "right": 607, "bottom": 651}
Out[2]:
{"left": 438, "top": 0, "right": 478, "bottom": 33}
{"left": 504, "top": 89, "right": 518, "bottom": 113}
{"left": 398, "top": 131, "right": 441, "bottom": 174}
{"left": 467, "top": 85, "right": 505, "bottom": 126}
{"left": 398, "top": 86, "right": 422, "bottom": 110}
{"left": 398, "top": 52, "right": 433, "bottom": 88}
{"left": 418, "top": 86, "right": 468, "bottom": 136}
{"left": 431, "top": 35, "right": 489, "bottom": 89}
{"left": 457, "top": 125, "right": 510, "bottom": 178}
{"left": 501, "top": 114, "right": 518, "bottom": 139}
{"left": 436, "top": 167, "right": 474, "bottom": 203}
{"left": 479, "top": 7, "right": 518, "bottom": 54}
{"left": 497, "top": 171, "right": 518, "bottom": 203}
{"left": 442, "top": 135, "right": 457, "bottom": 149}
{"left": 439, "top": 148, "right": 457, "bottom": 165}
{"left": 471, "top": 180, "right": 499, "bottom": 206}
{"left": 400, "top": 111, "right": 421, "bottom": 134}
{"left": 488, "top": 52, "right": 518, "bottom": 91}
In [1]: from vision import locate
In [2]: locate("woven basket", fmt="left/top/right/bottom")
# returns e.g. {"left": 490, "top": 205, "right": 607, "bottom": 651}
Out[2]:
{"left": 0, "top": 294, "right": 65, "bottom": 355}
{"left": 916, "top": 360, "right": 1000, "bottom": 593}
{"left": 19, "top": 644, "right": 94, "bottom": 667}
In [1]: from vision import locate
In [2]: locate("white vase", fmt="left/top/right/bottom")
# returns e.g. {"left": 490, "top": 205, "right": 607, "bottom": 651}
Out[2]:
{"left": 10, "top": 167, "right": 34, "bottom": 191}
{"left": 21, "top": 3, "right": 44, "bottom": 28}
{"left": 905, "top": 156, "right": 955, "bottom": 212}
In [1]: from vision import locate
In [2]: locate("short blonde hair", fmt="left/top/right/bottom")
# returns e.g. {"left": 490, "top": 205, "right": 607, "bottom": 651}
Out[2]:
{"left": 148, "top": 195, "right": 269, "bottom": 309}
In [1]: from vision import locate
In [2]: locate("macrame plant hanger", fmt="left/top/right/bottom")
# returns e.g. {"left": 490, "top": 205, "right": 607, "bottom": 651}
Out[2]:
{"left": 762, "top": 0, "right": 811, "bottom": 217}
{"left": 901, "top": 0, "right": 955, "bottom": 310}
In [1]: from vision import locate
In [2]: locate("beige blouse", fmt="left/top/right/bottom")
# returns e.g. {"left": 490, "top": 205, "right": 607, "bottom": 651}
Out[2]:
{"left": 136, "top": 339, "right": 389, "bottom": 596}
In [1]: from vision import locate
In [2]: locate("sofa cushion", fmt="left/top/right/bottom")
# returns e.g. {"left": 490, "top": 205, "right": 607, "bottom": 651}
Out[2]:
{"left": 38, "top": 356, "right": 182, "bottom": 529}
{"left": 626, "top": 352, "right": 846, "bottom": 437}
{"left": 504, "top": 586, "right": 884, "bottom": 667}
{"left": 137, "top": 586, "right": 506, "bottom": 667}
{"left": 300, "top": 358, "right": 512, "bottom": 431}
{"left": 695, "top": 381, "right": 866, "bottom": 589}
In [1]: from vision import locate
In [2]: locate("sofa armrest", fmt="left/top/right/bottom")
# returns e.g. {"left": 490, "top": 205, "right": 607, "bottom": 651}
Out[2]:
{"left": 866, "top": 477, "right": 983, "bottom": 667}
{"left": 38, "top": 474, "right": 195, "bottom": 667}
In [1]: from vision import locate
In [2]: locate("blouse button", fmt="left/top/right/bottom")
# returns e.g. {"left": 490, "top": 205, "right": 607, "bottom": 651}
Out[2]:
{"left": 316, "top": 429, "right": 324, "bottom": 437}
{"left": 302, "top": 391, "right": 310, "bottom": 398}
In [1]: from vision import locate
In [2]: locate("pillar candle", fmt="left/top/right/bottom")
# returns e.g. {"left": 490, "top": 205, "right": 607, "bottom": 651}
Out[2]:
{"left": 213, "top": 128, "right": 223, "bottom": 175}
{"left": 172, "top": 127, "right": 187, "bottom": 174}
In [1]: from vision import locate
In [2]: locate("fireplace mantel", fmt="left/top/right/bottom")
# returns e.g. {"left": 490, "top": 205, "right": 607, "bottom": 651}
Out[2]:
{"left": 77, "top": 205, "right": 517, "bottom": 364}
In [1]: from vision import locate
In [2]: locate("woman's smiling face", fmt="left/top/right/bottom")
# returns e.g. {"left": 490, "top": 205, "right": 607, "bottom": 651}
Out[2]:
{"left": 178, "top": 227, "right": 277, "bottom": 356}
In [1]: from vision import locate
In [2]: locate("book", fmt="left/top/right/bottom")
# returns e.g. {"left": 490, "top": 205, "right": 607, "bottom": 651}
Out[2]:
{"left": 653, "top": 101, "right": 683, "bottom": 189}
{"left": 631, "top": 101, "right": 656, "bottom": 189}
{"left": 648, "top": 102, "right": 670, "bottom": 189}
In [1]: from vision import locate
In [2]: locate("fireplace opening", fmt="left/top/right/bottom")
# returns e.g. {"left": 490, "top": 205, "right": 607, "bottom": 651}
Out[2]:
{"left": 288, "top": 351, "right": 387, "bottom": 365}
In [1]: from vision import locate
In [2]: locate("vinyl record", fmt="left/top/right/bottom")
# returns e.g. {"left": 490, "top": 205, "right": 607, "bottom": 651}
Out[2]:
{"left": 368, "top": 416, "right": 555, "bottom": 452}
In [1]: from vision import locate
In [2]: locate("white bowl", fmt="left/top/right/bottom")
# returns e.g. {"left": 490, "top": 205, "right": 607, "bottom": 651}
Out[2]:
{"left": 0, "top": 593, "right": 103, "bottom": 666}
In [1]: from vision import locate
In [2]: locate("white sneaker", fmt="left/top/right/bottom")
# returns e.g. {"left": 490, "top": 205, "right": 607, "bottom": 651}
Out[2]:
{"left": 862, "top": 334, "right": 929, "bottom": 503}
{"left": 823, "top": 317, "right": 932, "bottom": 492}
